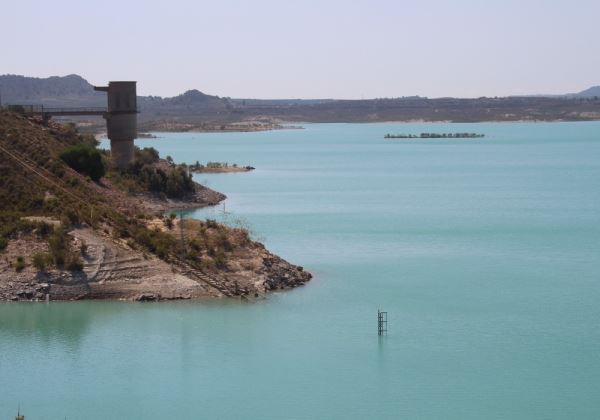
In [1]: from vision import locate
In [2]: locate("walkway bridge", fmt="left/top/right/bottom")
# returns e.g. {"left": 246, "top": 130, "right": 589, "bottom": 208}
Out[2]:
{"left": 5, "top": 80, "right": 138, "bottom": 168}
{"left": 5, "top": 104, "right": 107, "bottom": 120}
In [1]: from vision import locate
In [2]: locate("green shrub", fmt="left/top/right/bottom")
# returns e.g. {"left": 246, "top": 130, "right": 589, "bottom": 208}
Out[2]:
{"left": 35, "top": 221, "right": 54, "bottom": 237}
{"left": 214, "top": 250, "right": 227, "bottom": 268}
{"left": 216, "top": 231, "right": 232, "bottom": 251}
{"left": 131, "top": 225, "right": 175, "bottom": 261}
{"left": 15, "top": 256, "right": 25, "bottom": 272}
{"left": 64, "top": 209, "right": 80, "bottom": 225}
{"left": 115, "top": 225, "right": 130, "bottom": 238}
{"left": 32, "top": 252, "right": 51, "bottom": 271}
{"left": 48, "top": 227, "right": 68, "bottom": 266}
{"left": 189, "top": 237, "right": 204, "bottom": 252}
{"left": 50, "top": 161, "right": 65, "bottom": 177}
{"left": 0, "top": 236, "right": 7, "bottom": 252}
{"left": 134, "top": 147, "right": 160, "bottom": 165}
{"left": 117, "top": 150, "right": 195, "bottom": 199}
{"left": 60, "top": 144, "right": 106, "bottom": 182}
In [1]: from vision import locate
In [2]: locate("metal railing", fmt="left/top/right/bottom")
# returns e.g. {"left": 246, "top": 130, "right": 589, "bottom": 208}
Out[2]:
{"left": 40, "top": 106, "right": 107, "bottom": 114}
{"left": 3, "top": 104, "right": 106, "bottom": 114}
{"left": 2, "top": 104, "right": 141, "bottom": 115}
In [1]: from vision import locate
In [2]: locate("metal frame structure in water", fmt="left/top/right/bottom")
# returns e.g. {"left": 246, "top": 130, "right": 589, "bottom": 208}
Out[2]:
{"left": 378, "top": 310, "right": 388, "bottom": 336}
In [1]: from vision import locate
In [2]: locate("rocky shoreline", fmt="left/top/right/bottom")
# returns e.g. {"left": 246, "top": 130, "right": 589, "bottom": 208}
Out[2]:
{"left": 0, "top": 174, "right": 313, "bottom": 302}
{"left": 138, "top": 184, "right": 227, "bottom": 213}
{"left": 0, "top": 217, "right": 312, "bottom": 302}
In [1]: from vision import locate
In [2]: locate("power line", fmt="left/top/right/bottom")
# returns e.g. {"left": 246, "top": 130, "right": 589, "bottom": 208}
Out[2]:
{"left": 0, "top": 142, "right": 91, "bottom": 208}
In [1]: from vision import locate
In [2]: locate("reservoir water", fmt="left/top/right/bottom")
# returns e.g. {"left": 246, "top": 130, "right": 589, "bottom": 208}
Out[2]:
{"left": 2, "top": 122, "right": 600, "bottom": 419}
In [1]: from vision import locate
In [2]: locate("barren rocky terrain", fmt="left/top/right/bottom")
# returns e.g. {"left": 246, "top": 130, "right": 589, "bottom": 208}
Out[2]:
{"left": 0, "top": 224, "right": 310, "bottom": 301}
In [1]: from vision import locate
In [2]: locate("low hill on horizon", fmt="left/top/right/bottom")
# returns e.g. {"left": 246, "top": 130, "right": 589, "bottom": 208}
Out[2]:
{"left": 574, "top": 86, "right": 600, "bottom": 98}
{"left": 2, "top": 74, "right": 600, "bottom": 124}
{"left": 0, "top": 74, "right": 105, "bottom": 106}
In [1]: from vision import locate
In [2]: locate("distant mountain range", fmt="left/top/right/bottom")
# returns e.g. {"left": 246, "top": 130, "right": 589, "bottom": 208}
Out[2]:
{"left": 0, "top": 74, "right": 105, "bottom": 106}
{"left": 0, "top": 74, "right": 330, "bottom": 109}
{"left": 571, "top": 86, "right": 600, "bottom": 98}
{"left": 1, "top": 74, "right": 599, "bottom": 124}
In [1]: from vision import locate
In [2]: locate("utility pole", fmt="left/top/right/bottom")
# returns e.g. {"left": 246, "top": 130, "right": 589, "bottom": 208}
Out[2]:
{"left": 179, "top": 210, "right": 186, "bottom": 258}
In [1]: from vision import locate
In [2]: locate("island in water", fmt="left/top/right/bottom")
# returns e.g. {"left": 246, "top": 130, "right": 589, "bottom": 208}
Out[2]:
{"left": 188, "top": 161, "right": 255, "bottom": 173}
{"left": 385, "top": 132, "right": 485, "bottom": 139}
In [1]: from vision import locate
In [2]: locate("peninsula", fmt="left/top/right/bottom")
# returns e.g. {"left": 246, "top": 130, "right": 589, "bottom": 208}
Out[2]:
{"left": 385, "top": 132, "right": 485, "bottom": 139}
{"left": 0, "top": 110, "right": 311, "bottom": 301}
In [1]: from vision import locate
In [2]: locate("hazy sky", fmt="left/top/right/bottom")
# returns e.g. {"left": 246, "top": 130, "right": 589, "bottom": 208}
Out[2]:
{"left": 2, "top": 0, "right": 599, "bottom": 98}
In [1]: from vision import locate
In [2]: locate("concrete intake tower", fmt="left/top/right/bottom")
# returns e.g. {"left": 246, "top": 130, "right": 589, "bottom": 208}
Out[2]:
{"left": 94, "top": 81, "right": 137, "bottom": 168}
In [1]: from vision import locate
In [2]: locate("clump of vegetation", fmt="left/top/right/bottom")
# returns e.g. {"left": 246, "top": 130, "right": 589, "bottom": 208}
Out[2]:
{"left": 130, "top": 225, "right": 176, "bottom": 260}
{"left": 189, "top": 161, "right": 233, "bottom": 171}
{"left": 48, "top": 226, "right": 83, "bottom": 271}
{"left": 188, "top": 161, "right": 250, "bottom": 172}
{"left": 164, "top": 213, "right": 177, "bottom": 229}
{"left": 15, "top": 256, "right": 25, "bottom": 272}
{"left": 170, "top": 218, "right": 252, "bottom": 271}
{"left": 65, "top": 255, "right": 84, "bottom": 271}
{"left": 35, "top": 221, "right": 54, "bottom": 237}
{"left": 110, "top": 147, "right": 195, "bottom": 199}
{"left": 32, "top": 252, "right": 52, "bottom": 272}
{"left": 48, "top": 227, "right": 68, "bottom": 266}
{"left": 0, "top": 237, "right": 7, "bottom": 252}
{"left": 214, "top": 249, "right": 227, "bottom": 268}
{"left": 189, "top": 161, "right": 205, "bottom": 171}
{"left": 136, "top": 147, "right": 160, "bottom": 165}
{"left": 60, "top": 143, "right": 106, "bottom": 182}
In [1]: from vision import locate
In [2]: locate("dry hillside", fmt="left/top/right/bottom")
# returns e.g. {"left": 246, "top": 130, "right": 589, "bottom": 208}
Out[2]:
{"left": 0, "top": 110, "right": 311, "bottom": 301}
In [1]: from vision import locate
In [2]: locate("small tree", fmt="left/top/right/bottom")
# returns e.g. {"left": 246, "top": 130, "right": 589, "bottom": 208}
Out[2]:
{"left": 60, "top": 144, "right": 106, "bottom": 182}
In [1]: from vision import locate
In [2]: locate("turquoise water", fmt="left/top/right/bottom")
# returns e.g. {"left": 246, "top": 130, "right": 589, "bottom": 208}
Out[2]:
{"left": 2, "top": 122, "right": 600, "bottom": 419}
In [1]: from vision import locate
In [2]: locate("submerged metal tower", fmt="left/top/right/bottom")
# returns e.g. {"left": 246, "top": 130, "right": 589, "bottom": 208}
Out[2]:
{"left": 378, "top": 310, "right": 387, "bottom": 336}
{"left": 94, "top": 81, "right": 137, "bottom": 168}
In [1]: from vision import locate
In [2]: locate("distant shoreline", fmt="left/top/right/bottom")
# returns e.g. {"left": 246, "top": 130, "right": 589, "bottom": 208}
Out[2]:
{"left": 92, "top": 119, "right": 598, "bottom": 142}
{"left": 385, "top": 132, "right": 484, "bottom": 139}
